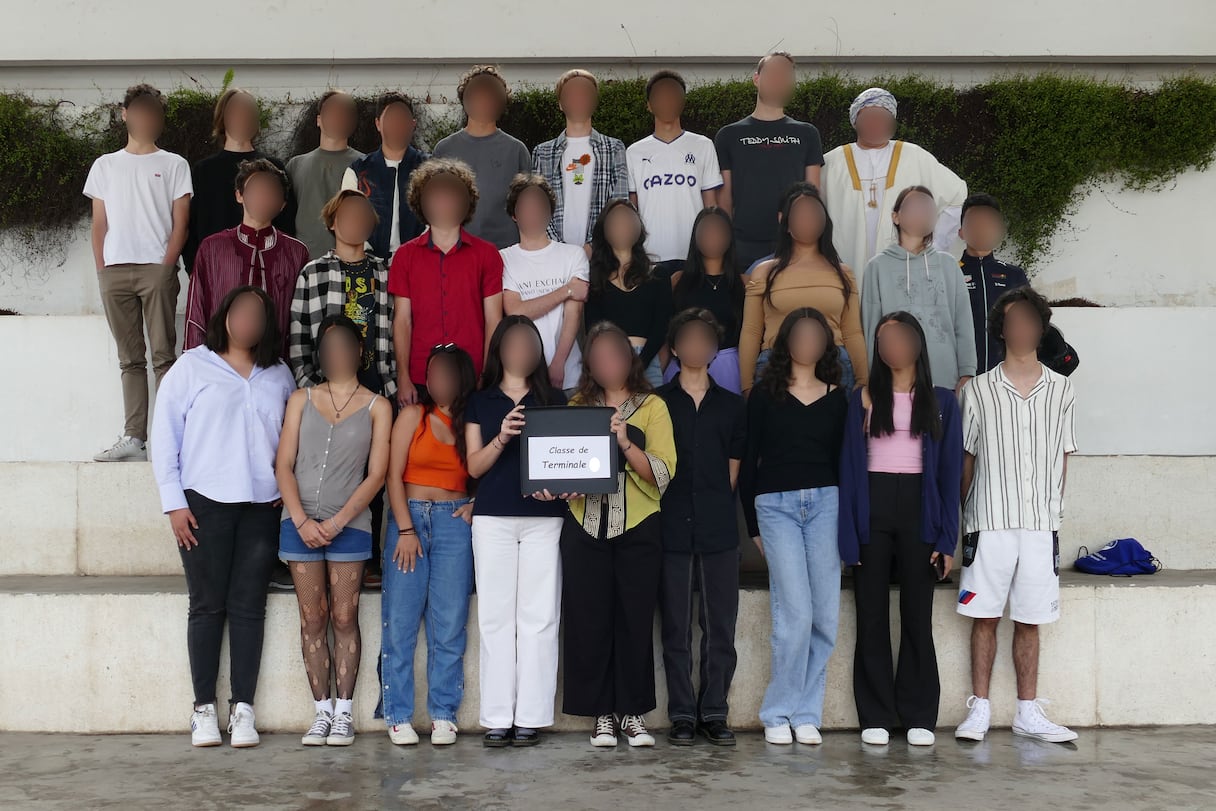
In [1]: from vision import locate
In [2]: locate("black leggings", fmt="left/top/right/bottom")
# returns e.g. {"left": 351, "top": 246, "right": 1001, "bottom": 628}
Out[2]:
{"left": 852, "top": 473, "right": 940, "bottom": 730}
{"left": 179, "top": 490, "right": 280, "bottom": 706}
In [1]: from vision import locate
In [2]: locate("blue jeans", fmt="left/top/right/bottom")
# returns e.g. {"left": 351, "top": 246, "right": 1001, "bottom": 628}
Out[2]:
{"left": 755, "top": 487, "right": 841, "bottom": 728}
{"left": 755, "top": 345, "right": 854, "bottom": 390}
{"left": 379, "top": 499, "right": 473, "bottom": 726}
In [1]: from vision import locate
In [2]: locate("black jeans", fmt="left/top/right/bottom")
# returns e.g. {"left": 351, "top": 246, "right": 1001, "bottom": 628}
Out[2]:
{"left": 659, "top": 549, "right": 739, "bottom": 723}
{"left": 852, "top": 473, "right": 940, "bottom": 730}
{"left": 560, "top": 513, "right": 662, "bottom": 717}
{"left": 179, "top": 490, "right": 280, "bottom": 706}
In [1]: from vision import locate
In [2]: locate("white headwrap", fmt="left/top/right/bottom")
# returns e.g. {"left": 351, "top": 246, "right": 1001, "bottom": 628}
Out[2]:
{"left": 849, "top": 88, "right": 898, "bottom": 128}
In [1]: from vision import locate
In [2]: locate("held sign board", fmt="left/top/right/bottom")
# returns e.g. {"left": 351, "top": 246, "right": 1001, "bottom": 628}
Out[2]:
{"left": 519, "top": 406, "right": 619, "bottom": 495}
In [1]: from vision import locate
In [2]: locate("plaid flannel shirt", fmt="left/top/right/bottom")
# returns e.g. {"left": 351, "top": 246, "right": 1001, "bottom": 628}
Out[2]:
{"left": 289, "top": 251, "right": 397, "bottom": 397}
{"left": 531, "top": 128, "right": 628, "bottom": 244}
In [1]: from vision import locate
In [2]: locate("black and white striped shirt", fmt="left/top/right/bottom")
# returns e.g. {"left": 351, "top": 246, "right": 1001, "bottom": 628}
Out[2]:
{"left": 961, "top": 363, "right": 1077, "bottom": 533}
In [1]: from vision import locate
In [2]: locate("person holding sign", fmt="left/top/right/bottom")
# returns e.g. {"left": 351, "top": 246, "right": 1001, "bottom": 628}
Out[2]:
{"left": 541, "top": 322, "right": 677, "bottom": 749}
{"left": 464, "top": 315, "right": 567, "bottom": 747}
{"left": 739, "top": 307, "right": 848, "bottom": 746}
{"left": 380, "top": 344, "right": 477, "bottom": 747}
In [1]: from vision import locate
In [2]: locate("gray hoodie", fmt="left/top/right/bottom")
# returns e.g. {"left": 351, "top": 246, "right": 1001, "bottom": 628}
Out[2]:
{"left": 861, "top": 243, "right": 977, "bottom": 388}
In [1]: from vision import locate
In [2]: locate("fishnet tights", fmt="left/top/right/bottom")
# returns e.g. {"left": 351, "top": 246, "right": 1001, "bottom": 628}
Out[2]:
{"left": 291, "top": 560, "right": 365, "bottom": 701}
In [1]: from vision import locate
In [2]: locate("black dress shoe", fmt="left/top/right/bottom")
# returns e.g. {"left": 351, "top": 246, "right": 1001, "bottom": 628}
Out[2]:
{"left": 698, "top": 719, "right": 736, "bottom": 746}
{"left": 483, "top": 728, "right": 511, "bottom": 748}
{"left": 510, "top": 727, "right": 541, "bottom": 747}
{"left": 667, "top": 719, "right": 696, "bottom": 746}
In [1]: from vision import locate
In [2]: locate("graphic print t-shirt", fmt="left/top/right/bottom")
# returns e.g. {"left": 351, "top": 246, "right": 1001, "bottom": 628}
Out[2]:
{"left": 713, "top": 116, "right": 824, "bottom": 244}
{"left": 626, "top": 132, "right": 723, "bottom": 262}
{"left": 340, "top": 257, "right": 378, "bottom": 382}
{"left": 561, "top": 136, "right": 594, "bottom": 246}
{"left": 500, "top": 240, "right": 591, "bottom": 385}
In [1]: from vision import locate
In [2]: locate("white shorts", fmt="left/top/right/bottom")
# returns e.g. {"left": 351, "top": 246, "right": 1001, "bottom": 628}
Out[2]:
{"left": 956, "top": 529, "right": 1060, "bottom": 624}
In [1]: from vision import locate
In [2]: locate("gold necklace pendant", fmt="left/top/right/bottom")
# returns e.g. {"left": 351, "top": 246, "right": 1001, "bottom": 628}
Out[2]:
{"left": 867, "top": 182, "right": 879, "bottom": 209}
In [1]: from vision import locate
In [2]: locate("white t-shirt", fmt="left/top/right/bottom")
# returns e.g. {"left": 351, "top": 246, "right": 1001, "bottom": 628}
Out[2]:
{"left": 560, "top": 136, "right": 593, "bottom": 246}
{"left": 341, "top": 158, "right": 401, "bottom": 255}
{"left": 83, "top": 148, "right": 193, "bottom": 266}
{"left": 500, "top": 240, "right": 591, "bottom": 386}
{"left": 626, "top": 132, "right": 723, "bottom": 262}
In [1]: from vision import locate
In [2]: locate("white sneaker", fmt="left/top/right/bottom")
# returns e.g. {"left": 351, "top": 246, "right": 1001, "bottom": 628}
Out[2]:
{"left": 955, "top": 695, "right": 992, "bottom": 741}
{"left": 617, "top": 714, "right": 655, "bottom": 747}
{"left": 190, "top": 704, "right": 222, "bottom": 747}
{"left": 590, "top": 714, "right": 618, "bottom": 747}
{"left": 431, "top": 719, "right": 458, "bottom": 746}
{"left": 907, "top": 727, "right": 936, "bottom": 746}
{"left": 228, "top": 702, "right": 259, "bottom": 748}
{"left": 93, "top": 435, "right": 146, "bottom": 462}
{"left": 764, "top": 725, "right": 793, "bottom": 744}
{"left": 388, "top": 723, "right": 419, "bottom": 745}
{"left": 302, "top": 709, "right": 333, "bottom": 746}
{"left": 794, "top": 724, "right": 822, "bottom": 745}
{"left": 327, "top": 712, "right": 355, "bottom": 746}
{"left": 861, "top": 727, "right": 890, "bottom": 745}
{"left": 1013, "top": 699, "right": 1078, "bottom": 743}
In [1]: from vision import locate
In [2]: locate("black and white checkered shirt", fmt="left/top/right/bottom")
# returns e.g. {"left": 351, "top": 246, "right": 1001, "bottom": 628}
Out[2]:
{"left": 532, "top": 129, "right": 628, "bottom": 244}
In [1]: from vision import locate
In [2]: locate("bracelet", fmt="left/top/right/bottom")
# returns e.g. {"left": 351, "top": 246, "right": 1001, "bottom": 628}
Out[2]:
{"left": 294, "top": 519, "right": 305, "bottom": 530}
{"left": 399, "top": 528, "right": 417, "bottom": 535}
{"left": 622, "top": 442, "right": 633, "bottom": 452}
{"left": 493, "top": 437, "right": 505, "bottom": 450}
{"left": 328, "top": 518, "right": 340, "bottom": 533}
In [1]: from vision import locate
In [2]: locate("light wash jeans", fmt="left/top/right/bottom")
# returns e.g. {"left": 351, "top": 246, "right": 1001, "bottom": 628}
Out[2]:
{"left": 379, "top": 499, "right": 473, "bottom": 727}
{"left": 755, "top": 487, "right": 841, "bottom": 729}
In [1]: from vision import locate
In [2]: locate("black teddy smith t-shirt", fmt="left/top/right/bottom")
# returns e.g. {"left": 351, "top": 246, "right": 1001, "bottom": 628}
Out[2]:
{"left": 714, "top": 116, "right": 825, "bottom": 244}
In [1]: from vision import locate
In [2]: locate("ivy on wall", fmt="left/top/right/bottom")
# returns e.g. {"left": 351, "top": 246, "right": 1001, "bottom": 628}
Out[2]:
{"left": 2, "top": 73, "right": 1215, "bottom": 269}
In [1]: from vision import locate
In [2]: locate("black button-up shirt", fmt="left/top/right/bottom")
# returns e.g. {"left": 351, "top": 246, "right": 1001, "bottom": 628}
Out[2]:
{"left": 657, "top": 377, "right": 747, "bottom": 553}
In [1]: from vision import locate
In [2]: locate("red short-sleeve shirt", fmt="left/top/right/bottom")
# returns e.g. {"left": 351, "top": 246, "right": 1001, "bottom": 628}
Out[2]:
{"left": 388, "top": 229, "right": 504, "bottom": 384}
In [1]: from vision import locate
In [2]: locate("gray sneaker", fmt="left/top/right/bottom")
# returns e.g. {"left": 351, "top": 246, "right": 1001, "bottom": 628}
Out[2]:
{"left": 93, "top": 436, "right": 147, "bottom": 462}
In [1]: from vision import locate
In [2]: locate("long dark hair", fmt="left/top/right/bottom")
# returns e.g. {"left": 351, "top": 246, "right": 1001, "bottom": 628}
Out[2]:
{"left": 422, "top": 344, "right": 477, "bottom": 461}
{"left": 892, "top": 185, "right": 935, "bottom": 251}
{"left": 765, "top": 183, "right": 851, "bottom": 304}
{"left": 867, "top": 310, "right": 942, "bottom": 440}
{"left": 574, "top": 321, "right": 652, "bottom": 404}
{"left": 589, "top": 198, "right": 653, "bottom": 293}
{"left": 758, "top": 307, "right": 841, "bottom": 400}
{"left": 673, "top": 206, "right": 743, "bottom": 321}
{"left": 316, "top": 313, "right": 363, "bottom": 381}
{"left": 204, "top": 284, "right": 282, "bottom": 369}
{"left": 479, "top": 315, "right": 556, "bottom": 405}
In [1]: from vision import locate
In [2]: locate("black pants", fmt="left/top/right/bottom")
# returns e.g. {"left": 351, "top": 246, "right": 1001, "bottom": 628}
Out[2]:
{"left": 659, "top": 549, "right": 739, "bottom": 723}
{"left": 733, "top": 237, "right": 773, "bottom": 273}
{"left": 653, "top": 259, "right": 685, "bottom": 283}
{"left": 179, "top": 490, "right": 280, "bottom": 706}
{"left": 852, "top": 473, "right": 940, "bottom": 730}
{"left": 560, "top": 512, "right": 662, "bottom": 717}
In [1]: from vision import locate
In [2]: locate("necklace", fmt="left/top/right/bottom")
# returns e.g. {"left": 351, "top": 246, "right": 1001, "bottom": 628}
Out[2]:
{"left": 704, "top": 274, "right": 723, "bottom": 291}
{"left": 326, "top": 381, "right": 360, "bottom": 419}
{"left": 859, "top": 142, "right": 891, "bottom": 209}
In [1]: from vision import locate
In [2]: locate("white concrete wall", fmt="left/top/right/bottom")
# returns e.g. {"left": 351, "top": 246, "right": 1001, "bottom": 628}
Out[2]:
{"left": 1, "top": 575, "right": 1211, "bottom": 733}
{"left": 4, "top": 1, "right": 1214, "bottom": 64}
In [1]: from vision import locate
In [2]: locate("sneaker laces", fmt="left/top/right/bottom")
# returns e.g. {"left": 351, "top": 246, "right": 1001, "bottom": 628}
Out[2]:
{"left": 307, "top": 711, "right": 332, "bottom": 737}
{"left": 228, "top": 708, "right": 254, "bottom": 734}
{"left": 1025, "top": 698, "right": 1063, "bottom": 728}
{"left": 619, "top": 715, "right": 647, "bottom": 736}
{"left": 594, "top": 715, "right": 616, "bottom": 737}
{"left": 330, "top": 712, "right": 353, "bottom": 736}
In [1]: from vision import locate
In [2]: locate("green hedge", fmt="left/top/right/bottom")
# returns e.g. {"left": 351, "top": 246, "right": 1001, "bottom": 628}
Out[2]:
{"left": 3, "top": 72, "right": 1215, "bottom": 269}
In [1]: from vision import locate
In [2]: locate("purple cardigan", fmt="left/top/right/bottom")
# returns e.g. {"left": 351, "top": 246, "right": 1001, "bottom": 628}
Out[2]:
{"left": 838, "top": 386, "right": 963, "bottom": 565}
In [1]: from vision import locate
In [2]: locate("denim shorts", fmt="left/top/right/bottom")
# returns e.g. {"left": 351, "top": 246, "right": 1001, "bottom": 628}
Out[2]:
{"left": 279, "top": 519, "right": 373, "bottom": 562}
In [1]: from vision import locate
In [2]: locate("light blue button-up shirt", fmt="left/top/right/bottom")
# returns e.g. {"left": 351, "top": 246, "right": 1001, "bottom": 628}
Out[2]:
{"left": 151, "top": 346, "right": 297, "bottom": 513}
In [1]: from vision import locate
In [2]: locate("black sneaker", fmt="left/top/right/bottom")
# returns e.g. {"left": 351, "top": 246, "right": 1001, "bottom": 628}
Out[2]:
{"left": 269, "top": 561, "right": 294, "bottom": 590}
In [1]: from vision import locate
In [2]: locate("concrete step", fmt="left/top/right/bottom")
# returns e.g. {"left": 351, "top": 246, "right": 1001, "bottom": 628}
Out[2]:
{"left": 1, "top": 570, "right": 1212, "bottom": 734}
{"left": 2, "top": 457, "right": 1212, "bottom": 577}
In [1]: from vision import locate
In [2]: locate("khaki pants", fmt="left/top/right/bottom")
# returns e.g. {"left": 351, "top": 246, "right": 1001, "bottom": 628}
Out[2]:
{"left": 98, "top": 263, "right": 180, "bottom": 441}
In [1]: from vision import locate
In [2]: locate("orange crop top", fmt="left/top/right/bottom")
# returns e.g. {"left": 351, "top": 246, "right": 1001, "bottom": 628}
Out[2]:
{"left": 403, "top": 408, "right": 469, "bottom": 492}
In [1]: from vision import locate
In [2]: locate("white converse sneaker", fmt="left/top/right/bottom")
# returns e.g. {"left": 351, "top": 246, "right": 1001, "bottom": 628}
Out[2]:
{"left": 302, "top": 709, "right": 332, "bottom": 746}
{"left": 794, "top": 724, "right": 822, "bottom": 745}
{"left": 764, "top": 725, "right": 793, "bottom": 744}
{"left": 431, "top": 719, "right": 458, "bottom": 746}
{"left": 1013, "top": 698, "right": 1078, "bottom": 743}
{"left": 590, "top": 714, "right": 618, "bottom": 747}
{"left": 93, "top": 435, "right": 147, "bottom": 462}
{"left": 861, "top": 727, "right": 890, "bottom": 745}
{"left": 388, "top": 723, "right": 419, "bottom": 745}
{"left": 190, "top": 703, "right": 222, "bottom": 747}
{"left": 955, "top": 695, "right": 992, "bottom": 741}
{"left": 227, "top": 702, "right": 260, "bottom": 748}
{"left": 617, "top": 714, "right": 655, "bottom": 747}
{"left": 327, "top": 712, "right": 355, "bottom": 746}
{"left": 907, "top": 727, "right": 936, "bottom": 746}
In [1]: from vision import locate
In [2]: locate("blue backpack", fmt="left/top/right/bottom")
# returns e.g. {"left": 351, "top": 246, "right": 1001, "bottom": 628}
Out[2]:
{"left": 1074, "top": 539, "right": 1161, "bottom": 576}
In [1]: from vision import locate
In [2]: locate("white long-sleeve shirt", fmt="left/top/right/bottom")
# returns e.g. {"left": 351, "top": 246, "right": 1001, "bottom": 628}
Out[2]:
{"left": 151, "top": 346, "right": 296, "bottom": 513}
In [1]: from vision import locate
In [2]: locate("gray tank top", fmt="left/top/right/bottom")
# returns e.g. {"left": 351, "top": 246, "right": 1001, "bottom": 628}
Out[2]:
{"left": 293, "top": 388, "right": 377, "bottom": 534}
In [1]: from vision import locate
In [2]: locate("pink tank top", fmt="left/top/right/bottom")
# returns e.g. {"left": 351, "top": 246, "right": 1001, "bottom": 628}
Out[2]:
{"left": 867, "top": 392, "right": 923, "bottom": 474}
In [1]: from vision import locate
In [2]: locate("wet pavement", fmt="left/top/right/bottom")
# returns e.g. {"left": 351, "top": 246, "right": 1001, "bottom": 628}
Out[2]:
{"left": 5, "top": 727, "right": 1215, "bottom": 810}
